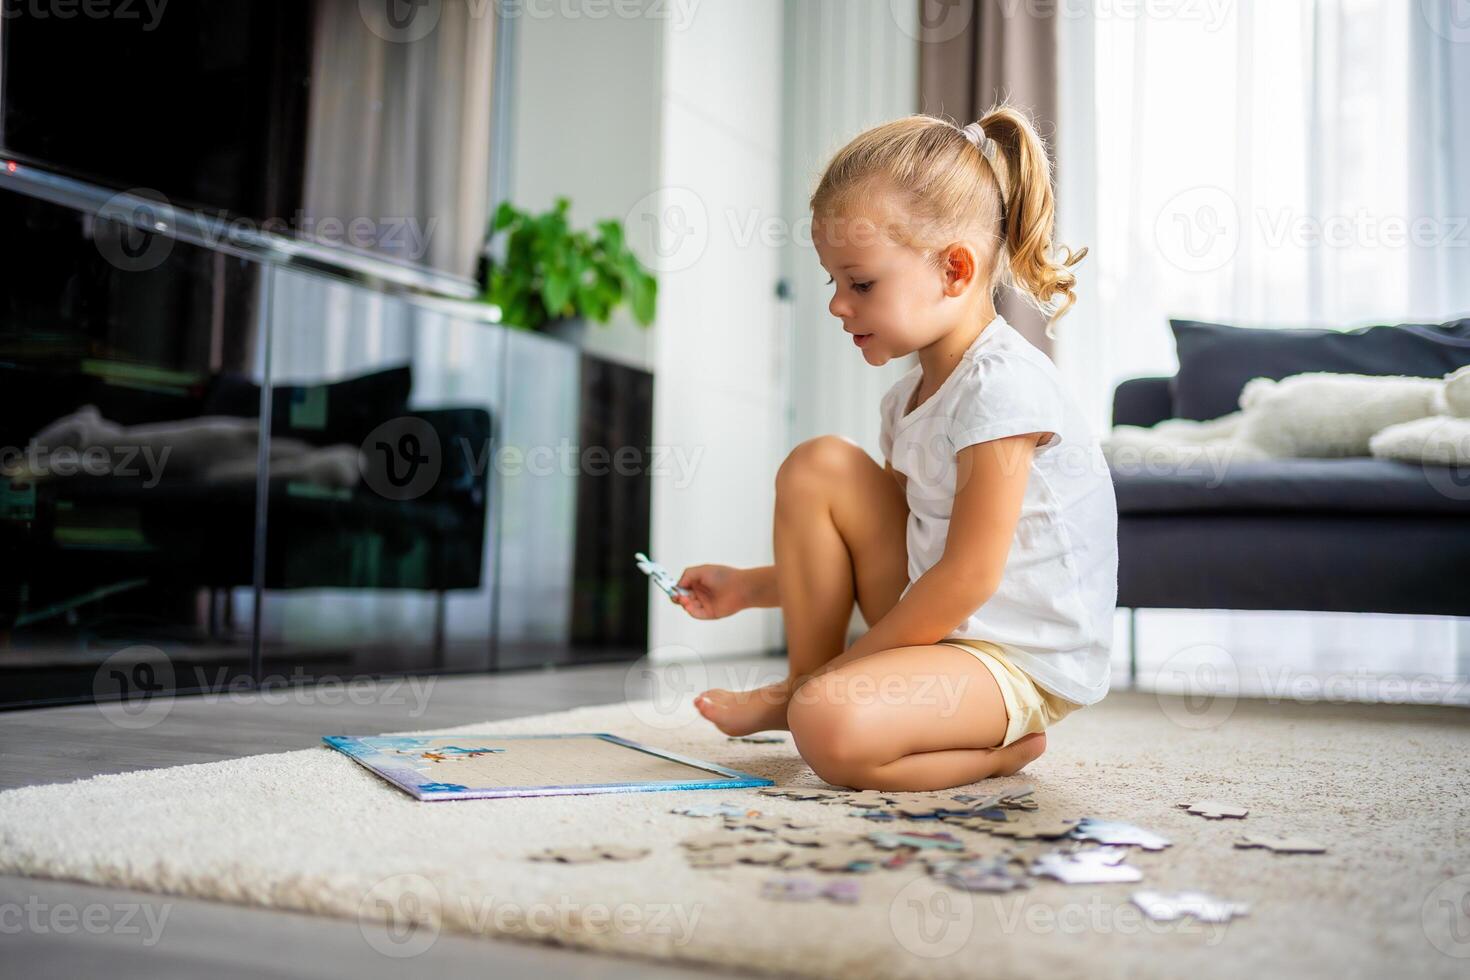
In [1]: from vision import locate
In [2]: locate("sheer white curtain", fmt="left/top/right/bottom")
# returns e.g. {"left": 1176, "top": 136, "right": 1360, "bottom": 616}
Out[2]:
{"left": 1056, "top": 0, "right": 1470, "bottom": 433}
{"left": 1054, "top": 1, "right": 1470, "bottom": 697}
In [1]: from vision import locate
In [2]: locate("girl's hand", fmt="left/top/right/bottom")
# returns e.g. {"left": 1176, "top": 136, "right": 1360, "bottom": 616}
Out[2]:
{"left": 671, "top": 564, "right": 750, "bottom": 620}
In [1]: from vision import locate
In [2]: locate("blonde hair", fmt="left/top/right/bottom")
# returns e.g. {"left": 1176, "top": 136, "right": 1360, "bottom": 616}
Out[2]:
{"left": 808, "top": 102, "right": 1088, "bottom": 337}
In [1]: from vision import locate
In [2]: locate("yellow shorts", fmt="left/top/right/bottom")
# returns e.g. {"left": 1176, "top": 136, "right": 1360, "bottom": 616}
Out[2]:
{"left": 938, "top": 638, "right": 1084, "bottom": 748}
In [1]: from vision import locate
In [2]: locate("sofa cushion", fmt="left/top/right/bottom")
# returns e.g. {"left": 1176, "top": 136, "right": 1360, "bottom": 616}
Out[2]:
{"left": 1110, "top": 457, "right": 1469, "bottom": 515}
{"left": 1169, "top": 318, "right": 1470, "bottom": 421}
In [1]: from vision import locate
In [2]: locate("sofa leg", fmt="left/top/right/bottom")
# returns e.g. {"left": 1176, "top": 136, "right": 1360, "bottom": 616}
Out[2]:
{"left": 1128, "top": 607, "right": 1138, "bottom": 690}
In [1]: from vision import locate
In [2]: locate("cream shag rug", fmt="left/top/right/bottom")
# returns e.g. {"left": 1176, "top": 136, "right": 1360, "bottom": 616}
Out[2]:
{"left": 1, "top": 692, "right": 1466, "bottom": 979}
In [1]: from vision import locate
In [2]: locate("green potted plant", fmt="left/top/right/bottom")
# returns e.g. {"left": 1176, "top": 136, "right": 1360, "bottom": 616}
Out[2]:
{"left": 477, "top": 196, "right": 657, "bottom": 345}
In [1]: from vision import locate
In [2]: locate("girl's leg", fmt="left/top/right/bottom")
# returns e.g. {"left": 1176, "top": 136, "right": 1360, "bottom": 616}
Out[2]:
{"left": 786, "top": 644, "right": 1044, "bottom": 791}
{"left": 695, "top": 436, "right": 909, "bottom": 735}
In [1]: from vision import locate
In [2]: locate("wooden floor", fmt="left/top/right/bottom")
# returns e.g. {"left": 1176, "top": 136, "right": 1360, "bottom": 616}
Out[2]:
{"left": 0, "top": 654, "right": 787, "bottom": 980}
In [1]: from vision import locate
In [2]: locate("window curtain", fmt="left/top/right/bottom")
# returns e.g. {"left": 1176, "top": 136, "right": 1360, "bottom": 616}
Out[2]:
{"left": 1056, "top": 0, "right": 1470, "bottom": 432}
{"left": 1053, "top": 0, "right": 1470, "bottom": 693}
{"left": 917, "top": 0, "right": 1062, "bottom": 357}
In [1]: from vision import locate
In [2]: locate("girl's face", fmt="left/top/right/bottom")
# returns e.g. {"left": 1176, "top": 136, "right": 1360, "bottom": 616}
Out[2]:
{"left": 811, "top": 202, "right": 983, "bottom": 367}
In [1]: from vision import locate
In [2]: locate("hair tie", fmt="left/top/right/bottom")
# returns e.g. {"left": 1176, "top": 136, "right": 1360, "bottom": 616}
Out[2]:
{"left": 959, "top": 121, "right": 1007, "bottom": 213}
{"left": 960, "top": 122, "right": 997, "bottom": 164}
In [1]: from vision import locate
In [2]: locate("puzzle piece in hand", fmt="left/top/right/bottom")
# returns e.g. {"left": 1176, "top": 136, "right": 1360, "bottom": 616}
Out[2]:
{"left": 1029, "top": 846, "right": 1142, "bottom": 884}
{"left": 673, "top": 801, "right": 762, "bottom": 819}
{"left": 634, "top": 552, "right": 691, "bottom": 598}
{"left": 1234, "top": 834, "right": 1327, "bottom": 854}
{"left": 1177, "top": 800, "right": 1249, "bottom": 820}
{"left": 988, "top": 817, "right": 1079, "bottom": 840}
{"left": 761, "top": 876, "right": 860, "bottom": 904}
{"left": 528, "top": 844, "right": 651, "bottom": 863}
{"left": 1070, "top": 817, "right": 1172, "bottom": 851}
{"left": 1131, "top": 890, "right": 1250, "bottom": 923}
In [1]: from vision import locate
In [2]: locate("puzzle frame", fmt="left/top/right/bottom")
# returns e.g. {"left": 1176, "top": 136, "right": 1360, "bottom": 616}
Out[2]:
{"left": 323, "top": 733, "right": 774, "bottom": 801}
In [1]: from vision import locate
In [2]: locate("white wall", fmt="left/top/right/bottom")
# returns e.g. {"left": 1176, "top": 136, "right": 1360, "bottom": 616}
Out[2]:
{"left": 508, "top": 2, "right": 919, "bottom": 663}
{"left": 509, "top": 6, "right": 664, "bottom": 373}
{"left": 782, "top": 1, "right": 921, "bottom": 455}
{"left": 646, "top": 0, "right": 789, "bottom": 661}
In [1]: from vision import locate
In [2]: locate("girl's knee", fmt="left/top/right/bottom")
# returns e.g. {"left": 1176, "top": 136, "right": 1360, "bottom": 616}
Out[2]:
{"left": 787, "top": 682, "right": 885, "bottom": 784}
{"left": 776, "top": 435, "right": 866, "bottom": 492}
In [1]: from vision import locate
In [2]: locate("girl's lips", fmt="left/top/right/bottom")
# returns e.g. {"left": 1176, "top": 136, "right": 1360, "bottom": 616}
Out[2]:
{"left": 852, "top": 333, "right": 873, "bottom": 347}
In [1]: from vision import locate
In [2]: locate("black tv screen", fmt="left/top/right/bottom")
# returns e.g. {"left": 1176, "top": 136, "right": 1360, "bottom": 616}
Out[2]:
{"left": 0, "top": 0, "right": 500, "bottom": 280}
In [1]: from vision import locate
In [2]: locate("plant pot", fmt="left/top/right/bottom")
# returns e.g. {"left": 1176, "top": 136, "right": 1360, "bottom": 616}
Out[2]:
{"left": 540, "top": 316, "right": 587, "bottom": 346}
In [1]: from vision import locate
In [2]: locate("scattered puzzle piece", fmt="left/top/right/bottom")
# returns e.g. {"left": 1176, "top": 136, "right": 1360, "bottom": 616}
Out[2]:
{"left": 777, "top": 829, "right": 865, "bottom": 848}
{"left": 867, "top": 831, "right": 966, "bottom": 851}
{"left": 680, "top": 830, "right": 769, "bottom": 850}
{"left": 734, "top": 845, "right": 792, "bottom": 865}
{"left": 1234, "top": 835, "right": 1326, "bottom": 854}
{"left": 1131, "top": 890, "right": 1250, "bottom": 923}
{"left": 761, "top": 877, "right": 859, "bottom": 903}
{"left": 933, "top": 855, "right": 1031, "bottom": 893}
{"left": 687, "top": 850, "right": 736, "bottom": 868}
{"left": 844, "top": 791, "right": 900, "bottom": 808}
{"left": 725, "top": 814, "right": 818, "bottom": 833}
{"left": 1177, "top": 800, "right": 1249, "bottom": 820}
{"left": 672, "top": 801, "right": 761, "bottom": 819}
{"left": 941, "top": 810, "right": 1009, "bottom": 830}
{"left": 528, "top": 844, "right": 650, "bottom": 863}
{"left": 989, "top": 817, "right": 1079, "bottom": 841}
{"left": 1070, "top": 817, "right": 1172, "bottom": 851}
{"left": 759, "top": 787, "right": 849, "bottom": 801}
{"left": 1029, "top": 846, "right": 1142, "bottom": 884}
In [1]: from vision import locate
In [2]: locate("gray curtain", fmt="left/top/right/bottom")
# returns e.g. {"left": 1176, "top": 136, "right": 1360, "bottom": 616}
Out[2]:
{"left": 918, "top": 0, "right": 1060, "bottom": 356}
{"left": 302, "top": 0, "right": 498, "bottom": 282}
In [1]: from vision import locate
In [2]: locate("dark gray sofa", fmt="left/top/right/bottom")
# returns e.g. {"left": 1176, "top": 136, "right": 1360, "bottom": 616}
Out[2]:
{"left": 1107, "top": 317, "right": 1470, "bottom": 683}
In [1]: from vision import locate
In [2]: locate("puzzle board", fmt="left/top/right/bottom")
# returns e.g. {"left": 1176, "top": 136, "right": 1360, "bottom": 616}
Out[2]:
{"left": 322, "top": 733, "right": 773, "bottom": 801}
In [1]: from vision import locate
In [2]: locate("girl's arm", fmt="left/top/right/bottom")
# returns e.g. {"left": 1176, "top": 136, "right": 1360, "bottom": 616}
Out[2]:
{"left": 795, "top": 433, "right": 1040, "bottom": 681}
{"left": 738, "top": 564, "right": 781, "bottom": 608}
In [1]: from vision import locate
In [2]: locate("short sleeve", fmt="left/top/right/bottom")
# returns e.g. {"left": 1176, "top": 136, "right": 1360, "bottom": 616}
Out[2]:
{"left": 947, "top": 354, "right": 1066, "bottom": 455}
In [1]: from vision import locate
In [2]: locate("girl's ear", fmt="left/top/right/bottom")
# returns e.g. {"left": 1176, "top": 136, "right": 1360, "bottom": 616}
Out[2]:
{"left": 940, "top": 242, "right": 980, "bottom": 296}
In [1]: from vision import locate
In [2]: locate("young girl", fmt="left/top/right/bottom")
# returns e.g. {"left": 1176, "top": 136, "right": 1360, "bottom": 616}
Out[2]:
{"left": 671, "top": 104, "right": 1118, "bottom": 792}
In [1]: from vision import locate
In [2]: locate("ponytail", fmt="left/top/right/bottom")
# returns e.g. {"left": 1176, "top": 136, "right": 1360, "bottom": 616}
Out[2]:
{"left": 974, "top": 102, "right": 1087, "bottom": 336}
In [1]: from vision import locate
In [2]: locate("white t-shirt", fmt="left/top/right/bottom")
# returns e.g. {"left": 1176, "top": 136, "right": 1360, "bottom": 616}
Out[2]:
{"left": 878, "top": 314, "right": 1119, "bottom": 705}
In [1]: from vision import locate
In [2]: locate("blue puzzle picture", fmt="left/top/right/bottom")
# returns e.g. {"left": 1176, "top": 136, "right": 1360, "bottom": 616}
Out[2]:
{"left": 322, "top": 732, "right": 774, "bottom": 801}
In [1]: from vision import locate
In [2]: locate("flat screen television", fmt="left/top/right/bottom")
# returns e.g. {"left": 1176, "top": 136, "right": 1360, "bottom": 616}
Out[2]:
{"left": 0, "top": 0, "right": 500, "bottom": 281}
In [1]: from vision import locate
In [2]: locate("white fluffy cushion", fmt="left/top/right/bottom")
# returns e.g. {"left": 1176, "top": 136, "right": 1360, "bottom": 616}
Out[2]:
{"left": 1236, "top": 372, "right": 1443, "bottom": 457}
{"left": 1443, "top": 365, "right": 1470, "bottom": 417}
{"left": 1369, "top": 415, "right": 1470, "bottom": 466}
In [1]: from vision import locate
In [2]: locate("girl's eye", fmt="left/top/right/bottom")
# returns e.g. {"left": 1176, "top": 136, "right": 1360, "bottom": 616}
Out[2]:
{"left": 825, "top": 275, "right": 874, "bottom": 294}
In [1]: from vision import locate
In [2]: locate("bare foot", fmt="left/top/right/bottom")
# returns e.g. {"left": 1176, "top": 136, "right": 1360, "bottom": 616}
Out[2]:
{"left": 989, "top": 731, "right": 1047, "bottom": 776}
{"left": 694, "top": 683, "right": 791, "bottom": 736}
